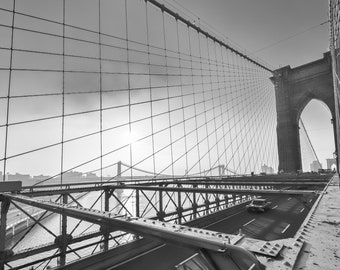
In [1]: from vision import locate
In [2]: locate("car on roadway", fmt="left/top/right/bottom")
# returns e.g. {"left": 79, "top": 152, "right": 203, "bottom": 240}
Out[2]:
{"left": 246, "top": 198, "right": 271, "bottom": 213}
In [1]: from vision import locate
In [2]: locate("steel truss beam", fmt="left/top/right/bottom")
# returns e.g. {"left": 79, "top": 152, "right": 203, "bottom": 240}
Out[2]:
{"left": 19, "top": 181, "right": 323, "bottom": 197}
{"left": 1, "top": 191, "right": 252, "bottom": 268}
{"left": 0, "top": 193, "right": 263, "bottom": 269}
{"left": 0, "top": 177, "right": 326, "bottom": 269}
{"left": 116, "top": 185, "right": 319, "bottom": 196}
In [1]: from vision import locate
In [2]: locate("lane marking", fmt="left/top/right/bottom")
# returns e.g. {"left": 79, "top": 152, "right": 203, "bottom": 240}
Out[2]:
{"left": 300, "top": 208, "right": 305, "bottom": 213}
{"left": 272, "top": 205, "right": 278, "bottom": 209}
{"left": 111, "top": 244, "right": 167, "bottom": 268}
{"left": 243, "top": 218, "right": 256, "bottom": 227}
{"left": 249, "top": 263, "right": 256, "bottom": 270}
{"left": 281, "top": 224, "right": 290, "bottom": 234}
{"left": 206, "top": 210, "right": 244, "bottom": 227}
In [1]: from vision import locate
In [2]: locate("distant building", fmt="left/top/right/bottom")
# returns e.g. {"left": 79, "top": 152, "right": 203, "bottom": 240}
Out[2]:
{"left": 7, "top": 173, "right": 31, "bottom": 181}
{"left": 326, "top": 158, "right": 337, "bottom": 170}
{"left": 33, "top": 174, "right": 51, "bottom": 182}
{"left": 85, "top": 172, "right": 98, "bottom": 178}
{"left": 63, "top": 171, "right": 83, "bottom": 179}
{"left": 310, "top": 160, "right": 322, "bottom": 172}
{"left": 82, "top": 172, "right": 100, "bottom": 182}
{"left": 7, "top": 173, "right": 32, "bottom": 185}
{"left": 261, "top": 164, "right": 274, "bottom": 174}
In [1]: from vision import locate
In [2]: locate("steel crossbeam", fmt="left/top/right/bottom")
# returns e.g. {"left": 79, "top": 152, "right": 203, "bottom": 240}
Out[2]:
{"left": 115, "top": 185, "right": 319, "bottom": 196}
{"left": 18, "top": 180, "right": 324, "bottom": 197}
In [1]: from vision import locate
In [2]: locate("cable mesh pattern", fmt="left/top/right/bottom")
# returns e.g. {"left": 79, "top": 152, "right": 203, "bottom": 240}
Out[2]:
{"left": 0, "top": 0, "right": 278, "bottom": 184}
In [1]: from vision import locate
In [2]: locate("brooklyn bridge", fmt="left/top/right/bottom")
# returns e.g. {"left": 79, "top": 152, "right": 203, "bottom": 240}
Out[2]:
{"left": 0, "top": 0, "right": 339, "bottom": 269}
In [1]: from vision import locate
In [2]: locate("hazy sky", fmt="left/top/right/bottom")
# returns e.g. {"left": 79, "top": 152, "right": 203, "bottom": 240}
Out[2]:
{"left": 1, "top": 0, "right": 279, "bottom": 177}
{"left": 0, "top": 0, "right": 334, "bottom": 177}
{"left": 164, "top": 0, "right": 334, "bottom": 168}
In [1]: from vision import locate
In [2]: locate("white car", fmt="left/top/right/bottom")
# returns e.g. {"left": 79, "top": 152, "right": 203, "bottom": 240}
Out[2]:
{"left": 246, "top": 198, "right": 271, "bottom": 212}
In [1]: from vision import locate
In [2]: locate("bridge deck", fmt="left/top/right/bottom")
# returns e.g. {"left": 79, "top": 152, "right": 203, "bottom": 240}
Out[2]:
{"left": 294, "top": 175, "right": 340, "bottom": 269}
{"left": 0, "top": 175, "right": 333, "bottom": 269}
{"left": 33, "top": 179, "right": 325, "bottom": 269}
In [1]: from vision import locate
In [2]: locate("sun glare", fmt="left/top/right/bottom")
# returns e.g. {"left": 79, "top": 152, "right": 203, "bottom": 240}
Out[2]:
{"left": 126, "top": 131, "right": 138, "bottom": 145}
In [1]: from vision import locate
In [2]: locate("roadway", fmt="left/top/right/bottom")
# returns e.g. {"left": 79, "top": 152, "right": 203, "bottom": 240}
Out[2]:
{"left": 110, "top": 191, "right": 318, "bottom": 270}
{"left": 6, "top": 204, "right": 40, "bottom": 225}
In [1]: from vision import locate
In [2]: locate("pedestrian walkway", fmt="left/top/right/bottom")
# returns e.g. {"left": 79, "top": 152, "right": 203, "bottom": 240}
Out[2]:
{"left": 295, "top": 174, "right": 340, "bottom": 269}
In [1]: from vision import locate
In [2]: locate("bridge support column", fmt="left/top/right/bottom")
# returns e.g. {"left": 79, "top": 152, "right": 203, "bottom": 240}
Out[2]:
{"left": 231, "top": 194, "right": 236, "bottom": 205}
{"left": 215, "top": 197, "right": 220, "bottom": 211}
{"left": 271, "top": 53, "right": 334, "bottom": 173}
{"left": 117, "top": 161, "right": 122, "bottom": 177}
{"left": 205, "top": 184, "right": 209, "bottom": 215}
{"left": 102, "top": 189, "right": 111, "bottom": 252}
{"left": 276, "top": 121, "right": 302, "bottom": 173}
{"left": 59, "top": 194, "right": 68, "bottom": 266}
{"left": 0, "top": 197, "right": 10, "bottom": 270}
{"left": 157, "top": 186, "right": 165, "bottom": 221}
{"left": 177, "top": 183, "right": 182, "bottom": 224}
{"left": 330, "top": 48, "right": 340, "bottom": 172}
{"left": 271, "top": 67, "right": 302, "bottom": 173}
{"left": 135, "top": 190, "right": 140, "bottom": 217}
{"left": 192, "top": 184, "right": 197, "bottom": 219}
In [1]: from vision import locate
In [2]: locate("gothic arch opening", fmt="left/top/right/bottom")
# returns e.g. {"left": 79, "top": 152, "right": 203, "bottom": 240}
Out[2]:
{"left": 299, "top": 99, "right": 335, "bottom": 172}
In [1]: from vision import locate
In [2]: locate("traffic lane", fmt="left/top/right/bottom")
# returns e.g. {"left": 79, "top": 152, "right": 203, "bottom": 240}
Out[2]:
{"left": 112, "top": 198, "right": 286, "bottom": 270}
{"left": 111, "top": 206, "right": 254, "bottom": 270}
{"left": 112, "top": 193, "right": 319, "bottom": 269}
{"left": 206, "top": 193, "right": 318, "bottom": 241}
{"left": 110, "top": 242, "right": 197, "bottom": 270}
{"left": 7, "top": 203, "right": 42, "bottom": 225}
{"left": 6, "top": 194, "right": 69, "bottom": 225}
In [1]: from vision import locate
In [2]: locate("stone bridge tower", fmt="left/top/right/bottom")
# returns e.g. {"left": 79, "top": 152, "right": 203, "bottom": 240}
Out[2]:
{"left": 270, "top": 52, "right": 335, "bottom": 173}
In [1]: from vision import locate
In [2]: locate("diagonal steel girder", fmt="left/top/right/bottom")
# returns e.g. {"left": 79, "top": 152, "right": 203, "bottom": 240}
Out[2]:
{"left": 0, "top": 193, "right": 264, "bottom": 270}
{"left": 0, "top": 193, "right": 252, "bottom": 253}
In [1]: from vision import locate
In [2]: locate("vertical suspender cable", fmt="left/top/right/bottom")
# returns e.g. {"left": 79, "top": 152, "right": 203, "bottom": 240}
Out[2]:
{"left": 3, "top": 0, "right": 16, "bottom": 182}
{"left": 161, "top": 11, "right": 175, "bottom": 177}
{"left": 236, "top": 55, "right": 245, "bottom": 174}
{"left": 187, "top": 25, "right": 202, "bottom": 176}
{"left": 175, "top": 20, "right": 189, "bottom": 176}
{"left": 300, "top": 119, "right": 322, "bottom": 168}
{"left": 145, "top": 2, "right": 156, "bottom": 177}
{"left": 212, "top": 43, "right": 222, "bottom": 175}
{"left": 208, "top": 40, "right": 221, "bottom": 174}
{"left": 223, "top": 48, "right": 234, "bottom": 175}
{"left": 202, "top": 37, "right": 212, "bottom": 175}
{"left": 98, "top": 0, "right": 104, "bottom": 209}
{"left": 240, "top": 57, "right": 251, "bottom": 173}
{"left": 60, "top": 0, "right": 66, "bottom": 185}
{"left": 228, "top": 52, "right": 237, "bottom": 173}
{"left": 218, "top": 45, "right": 229, "bottom": 175}
{"left": 124, "top": 0, "right": 133, "bottom": 179}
